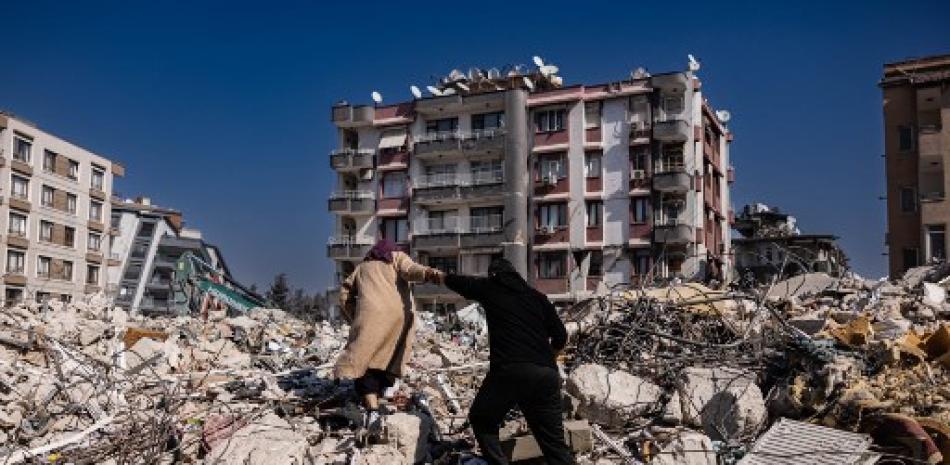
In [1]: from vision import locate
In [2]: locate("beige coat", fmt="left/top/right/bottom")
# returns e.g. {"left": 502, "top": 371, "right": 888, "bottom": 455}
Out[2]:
{"left": 335, "top": 251, "right": 428, "bottom": 379}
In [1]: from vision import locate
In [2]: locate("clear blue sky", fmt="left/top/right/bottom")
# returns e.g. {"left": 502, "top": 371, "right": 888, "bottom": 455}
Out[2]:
{"left": 2, "top": 1, "right": 947, "bottom": 289}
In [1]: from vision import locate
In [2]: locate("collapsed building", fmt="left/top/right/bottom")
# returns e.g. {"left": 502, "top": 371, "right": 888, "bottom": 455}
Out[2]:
{"left": 327, "top": 56, "right": 735, "bottom": 313}
{"left": 733, "top": 203, "right": 848, "bottom": 284}
{"left": 108, "top": 197, "right": 233, "bottom": 315}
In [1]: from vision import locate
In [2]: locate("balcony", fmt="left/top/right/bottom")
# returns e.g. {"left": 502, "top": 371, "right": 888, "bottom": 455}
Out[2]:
{"left": 327, "top": 237, "right": 373, "bottom": 260}
{"left": 653, "top": 119, "right": 690, "bottom": 142}
{"left": 654, "top": 223, "right": 693, "bottom": 244}
{"left": 329, "top": 149, "right": 375, "bottom": 171}
{"left": 653, "top": 169, "right": 691, "bottom": 193}
{"left": 414, "top": 171, "right": 505, "bottom": 204}
{"left": 328, "top": 191, "right": 375, "bottom": 215}
{"left": 414, "top": 129, "right": 506, "bottom": 158}
{"left": 331, "top": 104, "right": 374, "bottom": 127}
{"left": 414, "top": 215, "right": 504, "bottom": 249}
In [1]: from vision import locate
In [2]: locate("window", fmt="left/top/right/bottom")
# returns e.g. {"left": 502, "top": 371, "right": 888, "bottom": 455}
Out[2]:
{"left": 11, "top": 175, "right": 29, "bottom": 199}
{"left": 68, "top": 160, "right": 79, "bottom": 180}
{"left": 427, "top": 210, "right": 458, "bottom": 232}
{"left": 64, "top": 226, "right": 75, "bottom": 247}
{"left": 66, "top": 193, "right": 77, "bottom": 214}
{"left": 660, "top": 146, "right": 685, "bottom": 171}
{"left": 584, "top": 101, "right": 601, "bottom": 129}
{"left": 382, "top": 217, "right": 409, "bottom": 243}
{"left": 586, "top": 201, "right": 603, "bottom": 227}
{"left": 87, "top": 265, "right": 100, "bottom": 285}
{"left": 535, "top": 109, "right": 566, "bottom": 133}
{"left": 585, "top": 152, "right": 602, "bottom": 178}
{"left": 538, "top": 203, "right": 567, "bottom": 229}
{"left": 427, "top": 256, "right": 458, "bottom": 274}
{"left": 470, "top": 206, "right": 503, "bottom": 231}
{"left": 898, "top": 125, "right": 915, "bottom": 151}
{"left": 35, "top": 292, "right": 50, "bottom": 304}
{"left": 91, "top": 167, "right": 105, "bottom": 190}
{"left": 88, "top": 232, "right": 102, "bottom": 251}
{"left": 89, "top": 201, "right": 103, "bottom": 221}
{"left": 382, "top": 172, "right": 407, "bottom": 198}
{"left": 631, "top": 148, "right": 648, "bottom": 172}
{"left": 423, "top": 164, "right": 456, "bottom": 186}
{"left": 5, "top": 288, "right": 24, "bottom": 305}
{"left": 539, "top": 252, "right": 566, "bottom": 278}
{"left": 588, "top": 251, "right": 603, "bottom": 276}
{"left": 661, "top": 95, "right": 684, "bottom": 116}
{"left": 43, "top": 150, "right": 55, "bottom": 172}
{"left": 472, "top": 112, "right": 504, "bottom": 131}
{"left": 6, "top": 250, "right": 25, "bottom": 274}
{"left": 8, "top": 213, "right": 26, "bottom": 237}
{"left": 632, "top": 197, "right": 650, "bottom": 224}
{"left": 37, "top": 256, "right": 51, "bottom": 278}
{"left": 927, "top": 225, "right": 946, "bottom": 261}
{"left": 538, "top": 154, "right": 566, "bottom": 180}
{"left": 62, "top": 260, "right": 73, "bottom": 281}
{"left": 633, "top": 250, "right": 651, "bottom": 275}
{"left": 425, "top": 118, "right": 458, "bottom": 135}
{"left": 13, "top": 136, "right": 31, "bottom": 162}
{"left": 41, "top": 185, "right": 54, "bottom": 207}
{"left": 900, "top": 187, "right": 917, "bottom": 213}
{"left": 470, "top": 159, "right": 503, "bottom": 184}
{"left": 40, "top": 220, "right": 53, "bottom": 242}
{"left": 903, "top": 247, "right": 919, "bottom": 270}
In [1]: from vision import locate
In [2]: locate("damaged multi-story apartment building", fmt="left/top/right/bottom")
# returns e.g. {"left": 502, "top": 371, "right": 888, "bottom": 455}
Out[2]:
{"left": 881, "top": 53, "right": 950, "bottom": 277}
{"left": 0, "top": 112, "right": 124, "bottom": 305}
{"left": 327, "top": 57, "right": 735, "bottom": 310}
{"left": 732, "top": 203, "right": 847, "bottom": 284}
{"left": 107, "top": 197, "right": 231, "bottom": 315}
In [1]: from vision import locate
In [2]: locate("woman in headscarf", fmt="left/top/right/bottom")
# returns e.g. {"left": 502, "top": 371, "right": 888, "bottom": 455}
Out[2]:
{"left": 335, "top": 239, "right": 440, "bottom": 434}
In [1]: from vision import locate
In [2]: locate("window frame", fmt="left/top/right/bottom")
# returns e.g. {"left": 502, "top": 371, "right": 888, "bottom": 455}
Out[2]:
{"left": 382, "top": 171, "right": 407, "bottom": 198}
{"left": 631, "top": 197, "right": 650, "bottom": 224}
{"left": 40, "top": 220, "right": 53, "bottom": 242}
{"left": 900, "top": 186, "right": 918, "bottom": 213}
{"left": 471, "top": 112, "right": 505, "bottom": 132}
{"left": 584, "top": 151, "right": 602, "bottom": 178}
{"left": 535, "top": 109, "right": 566, "bottom": 133}
{"left": 66, "top": 193, "right": 77, "bottom": 214}
{"left": 89, "top": 200, "right": 103, "bottom": 221}
{"left": 37, "top": 256, "right": 51, "bottom": 278}
{"left": 6, "top": 250, "right": 25, "bottom": 274}
{"left": 538, "top": 153, "right": 566, "bottom": 180}
{"left": 8, "top": 212, "right": 27, "bottom": 237}
{"left": 588, "top": 250, "right": 604, "bottom": 276}
{"left": 41, "top": 185, "right": 55, "bottom": 207}
{"left": 538, "top": 202, "right": 567, "bottom": 229}
{"left": 88, "top": 232, "right": 102, "bottom": 251}
{"left": 13, "top": 136, "right": 32, "bottom": 162}
{"left": 11, "top": 175, "right": 29, "bottom": 199}
{"left": 586, "top": 200, "right": 603, "bottom": 228}
{"left": 538, "top": 252, "right": 566, "bottom": 279}
{"left": 91, "top": 167, "right": 105, "bottom": 190}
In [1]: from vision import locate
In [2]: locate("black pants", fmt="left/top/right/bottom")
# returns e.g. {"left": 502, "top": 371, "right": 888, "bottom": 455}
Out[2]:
{"left": 468, "top": 363, "right": 574, "bottom": 465}
{"left": 354, "top": 369, "right": 396, "bottom": 398}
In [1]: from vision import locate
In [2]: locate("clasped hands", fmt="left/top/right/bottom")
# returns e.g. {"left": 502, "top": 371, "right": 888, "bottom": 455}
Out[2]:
{"left": 424, "top": 268, "right": 445, "bottom": 284}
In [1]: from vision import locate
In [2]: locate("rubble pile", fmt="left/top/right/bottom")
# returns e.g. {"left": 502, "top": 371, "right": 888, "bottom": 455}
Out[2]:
{"left": 0, "top": 263, "right": 947, "bottom": 464}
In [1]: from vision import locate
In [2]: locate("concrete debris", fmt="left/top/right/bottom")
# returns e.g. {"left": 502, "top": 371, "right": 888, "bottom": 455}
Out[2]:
{"left": 1, "top": 259, "right": 948, "bottom": 465}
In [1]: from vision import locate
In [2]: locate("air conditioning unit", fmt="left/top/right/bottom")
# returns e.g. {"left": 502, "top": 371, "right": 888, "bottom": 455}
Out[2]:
{"left": 359, "top": 169, "right": 375, "bottom": 181}
{"left": 631, "top": 170, "right": 646, "bottom": 180}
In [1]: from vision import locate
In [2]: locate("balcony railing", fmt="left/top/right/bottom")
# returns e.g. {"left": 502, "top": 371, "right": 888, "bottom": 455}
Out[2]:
{"left": 414, "top": 171, "right": 504, "bottom": 189}
{"left": 415, "top": 214, "right": 503, "bottom": 235}
{"left": 329, "top": 190, "right": 375, "bottom": 200}
{"left": 330, "top": 148, "right": 375, "bottom": 170}
{"left": 414, "top": 128, "right": 506, "bottom": 157}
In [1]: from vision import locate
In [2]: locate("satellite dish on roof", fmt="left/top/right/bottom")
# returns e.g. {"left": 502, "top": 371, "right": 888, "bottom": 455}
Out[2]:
{"left": 442, "top": 87, "right": 457, "bottom": 95}
{"left": 687, "top": 54, "right": 701, "bottom": 72}
{"left": 487, "top": 68, "right": 501, "bottom": 79}
{"left": 550, "top": 75, "right": 563, "bottom": 86}
{"left": 631, "top": 67, "right": 650, "bottom": 79}
{"left": 410, "top": 86, "right": 422, "bottom": 99}
{"left": 532, "top": 55, "right": 544, "bottom": 67}
{"left": 523, "top": 76, "right": 534, "bottom": 91}
{"left": 371, "top": 91, "right": 382, "bottom": 104}
{"left": 457, "top": 82, "right": 470, "bottom": 92}
{"left": 716, "top": 110, "right": 731, "bottom": 123}
{"left": 426, "top": 86, "right": 443, "bottom": 96}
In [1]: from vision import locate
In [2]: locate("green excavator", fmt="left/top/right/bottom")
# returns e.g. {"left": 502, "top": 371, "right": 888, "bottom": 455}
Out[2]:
{"left": 171, "top": 251, "right": 267, "bottom": 315}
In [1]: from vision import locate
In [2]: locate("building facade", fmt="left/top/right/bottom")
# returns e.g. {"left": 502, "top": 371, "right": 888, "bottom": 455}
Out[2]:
{"left": 108, "top": 197, "right": 230, "bottom": 315}
{"left": 0, "top": 112, "right": 124, "bottom": 305}
{"left": 328, "top": 62, "right": 734, "bottom": 310}
{"left": 881, "top": 54, "right": 950, "bottom": 277}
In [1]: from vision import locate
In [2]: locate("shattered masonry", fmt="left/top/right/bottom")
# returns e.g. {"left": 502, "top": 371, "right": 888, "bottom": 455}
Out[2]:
{"left": 0, "top": 261, "right": 948, "bottom": 464}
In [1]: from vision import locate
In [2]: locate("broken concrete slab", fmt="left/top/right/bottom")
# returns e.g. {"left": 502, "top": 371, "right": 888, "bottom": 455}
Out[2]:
{"left": 387, "top": 412, "right": 432, "bottom": 464}
{"left": 208, "top": 412, "right": 308, "bottom": 465}
{"left": 651, "top": 431, "right": 717, "bottom": 465}
{"left": 566, "top": 364, "right": 663, "bottom": 428}
{"left": 666, "top": 367, "right": 767, "bottom": 442}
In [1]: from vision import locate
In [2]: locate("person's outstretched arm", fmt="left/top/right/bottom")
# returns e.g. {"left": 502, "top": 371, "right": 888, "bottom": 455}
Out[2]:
{"left": 392, "top": 251, "right": 430, "bottom": 282}
{"left": 444, "top": 273, "right": 489, "bottom": 301}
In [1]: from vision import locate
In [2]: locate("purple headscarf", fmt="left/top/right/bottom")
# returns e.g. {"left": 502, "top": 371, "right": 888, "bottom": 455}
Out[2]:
{"left": 365, "top": 239, "right": 398, "bottom": 263}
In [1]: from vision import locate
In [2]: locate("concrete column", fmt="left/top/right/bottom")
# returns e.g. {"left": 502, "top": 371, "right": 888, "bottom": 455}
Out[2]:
{"left": 503, "top": 89, "right": 529, "bottom": 278}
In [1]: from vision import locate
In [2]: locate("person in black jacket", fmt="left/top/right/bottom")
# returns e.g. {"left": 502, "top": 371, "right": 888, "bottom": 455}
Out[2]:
{"left": 438, "top": 258, "right": 573, "bottom": 465}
